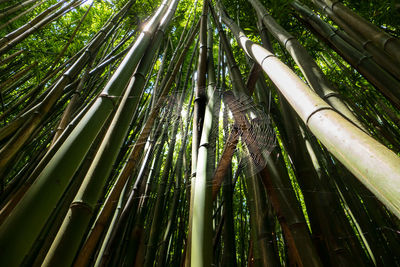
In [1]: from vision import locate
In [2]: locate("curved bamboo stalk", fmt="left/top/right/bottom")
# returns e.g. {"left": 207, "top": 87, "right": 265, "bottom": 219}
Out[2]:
{"left": 218, "top": 2, "right": 400, "bottom": 221}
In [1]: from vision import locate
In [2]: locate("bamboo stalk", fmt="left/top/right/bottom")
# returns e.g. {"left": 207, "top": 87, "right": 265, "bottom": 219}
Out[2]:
{"left": 249, "top": 0, "right": 366, "bottom": 131}
{"left": 320, "top": 0, "right": 400, "bottom": 63}
{"left": 218, "top": 1, "right": 400, "bottom": 220}
{"left": 291, "top": 1, "right": 400, "bottom": 110}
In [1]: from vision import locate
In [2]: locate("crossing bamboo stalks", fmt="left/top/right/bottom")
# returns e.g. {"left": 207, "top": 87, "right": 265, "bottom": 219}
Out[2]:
{"left": 0, "top": 49, "right": 23, "bottom": 66}
{"left": 223, "top": 88, "right": 323, "bottom": 266}
{"left": 87, "top": 19, "right": 199, "bottom": 266}
{"left": 218, "top": 1, "right": 400, "bottom": 221}
{"left": 0, "top": 0, "right": 38, "bottom": 20}
{"left": 76, "top": 16, "right": 200, "bottom": 267}
{"left": 0, "top": 0, "right": 80, "bottom": 56}
{"left": 311, "top": 0, "right": 400, "bottom": 80}
{"left": 0, "top": 1, "right": 170, "bottom": 265}
{"left": 249, "top": 0, "right": 365, "bottom": 131}
{"left": 144, "top": 83, "right": 185, "bottom": 267}
{"left": 0, "top": 61, "right": 37, "bottom": 93}
{"left": 291, "top": 1, "right": 400, "bottom": 110}
{"left": 0, "top": 0, "right": 49, "bottom": 31}
{"left": 42, "top": 2, "right": 177, "bottom": 266}
{"left": 210, "top": 5, "right": 324, "bottom": 266}
{"left": 319, "top": 0, "right": 400, "bottom": 63}
{"left": 0, "top": 0, "right": 136, "bottom": 178}
{"left": 254, "top": 14, "right": 365, "bottom": 264}
{"left": 49, "top": 1, "right": 94, "bottom": 72}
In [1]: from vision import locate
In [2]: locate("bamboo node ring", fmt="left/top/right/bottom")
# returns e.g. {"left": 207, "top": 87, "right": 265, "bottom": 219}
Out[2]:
{"left": 71, "top": 201, "right": 93, "bottom": 214}
{"left": 260, "top": 54, "right": 276, "bottom": 66}
{"left": 323, "top": 92, "right": 341, "bottom": 100}
{"left": 283, "top": 36, "right": 296, "bottom": 48}
{"left": 306, "top": 106, "right": 334, "bottom": 124}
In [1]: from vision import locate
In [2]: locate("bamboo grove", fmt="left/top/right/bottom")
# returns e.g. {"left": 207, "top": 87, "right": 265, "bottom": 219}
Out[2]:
{"left": 0, "top": 0, "right": 399, "bottom": 266}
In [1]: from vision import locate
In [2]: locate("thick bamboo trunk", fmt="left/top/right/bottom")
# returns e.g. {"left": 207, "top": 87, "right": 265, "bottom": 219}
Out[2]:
{"left": 189, "top": 2, "right": 212, "bottom": 265}
{"left": 218, "top": 2, "right": 400, "bottom": 221}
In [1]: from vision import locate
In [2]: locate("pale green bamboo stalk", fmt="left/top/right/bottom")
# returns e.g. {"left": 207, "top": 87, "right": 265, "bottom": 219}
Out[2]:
{"left": 218, "top": 2, "right": 400, "bottom": 220}
{"left": 191, "top": 10, "right": 216, "bottom": 266}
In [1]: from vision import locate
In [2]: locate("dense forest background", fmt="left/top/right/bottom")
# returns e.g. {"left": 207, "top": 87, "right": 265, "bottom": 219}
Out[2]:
{"left": 0, "top": 0, "right": 399, "bottom": 266}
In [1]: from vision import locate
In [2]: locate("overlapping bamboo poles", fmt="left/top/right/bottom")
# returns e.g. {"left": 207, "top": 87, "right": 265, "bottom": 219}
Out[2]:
{"left": 0, "top": 0, "right": 399, "bottom": 266}
{"left": 291, "top": 1, "right": 400, "bottom": 110}
{"left": 217, "top": 0, "right": 400, "bottom": 221}
{"left": 0, "top": 1, "right": 172, "bottom": 265}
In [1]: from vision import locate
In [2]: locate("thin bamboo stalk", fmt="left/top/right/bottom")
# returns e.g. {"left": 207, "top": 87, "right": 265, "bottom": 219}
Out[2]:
{"left": 0, "top": 0, "right": 81, "bottom": 56}
{"left": 0, "top": 0, "right": 49, "bottom": 31}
